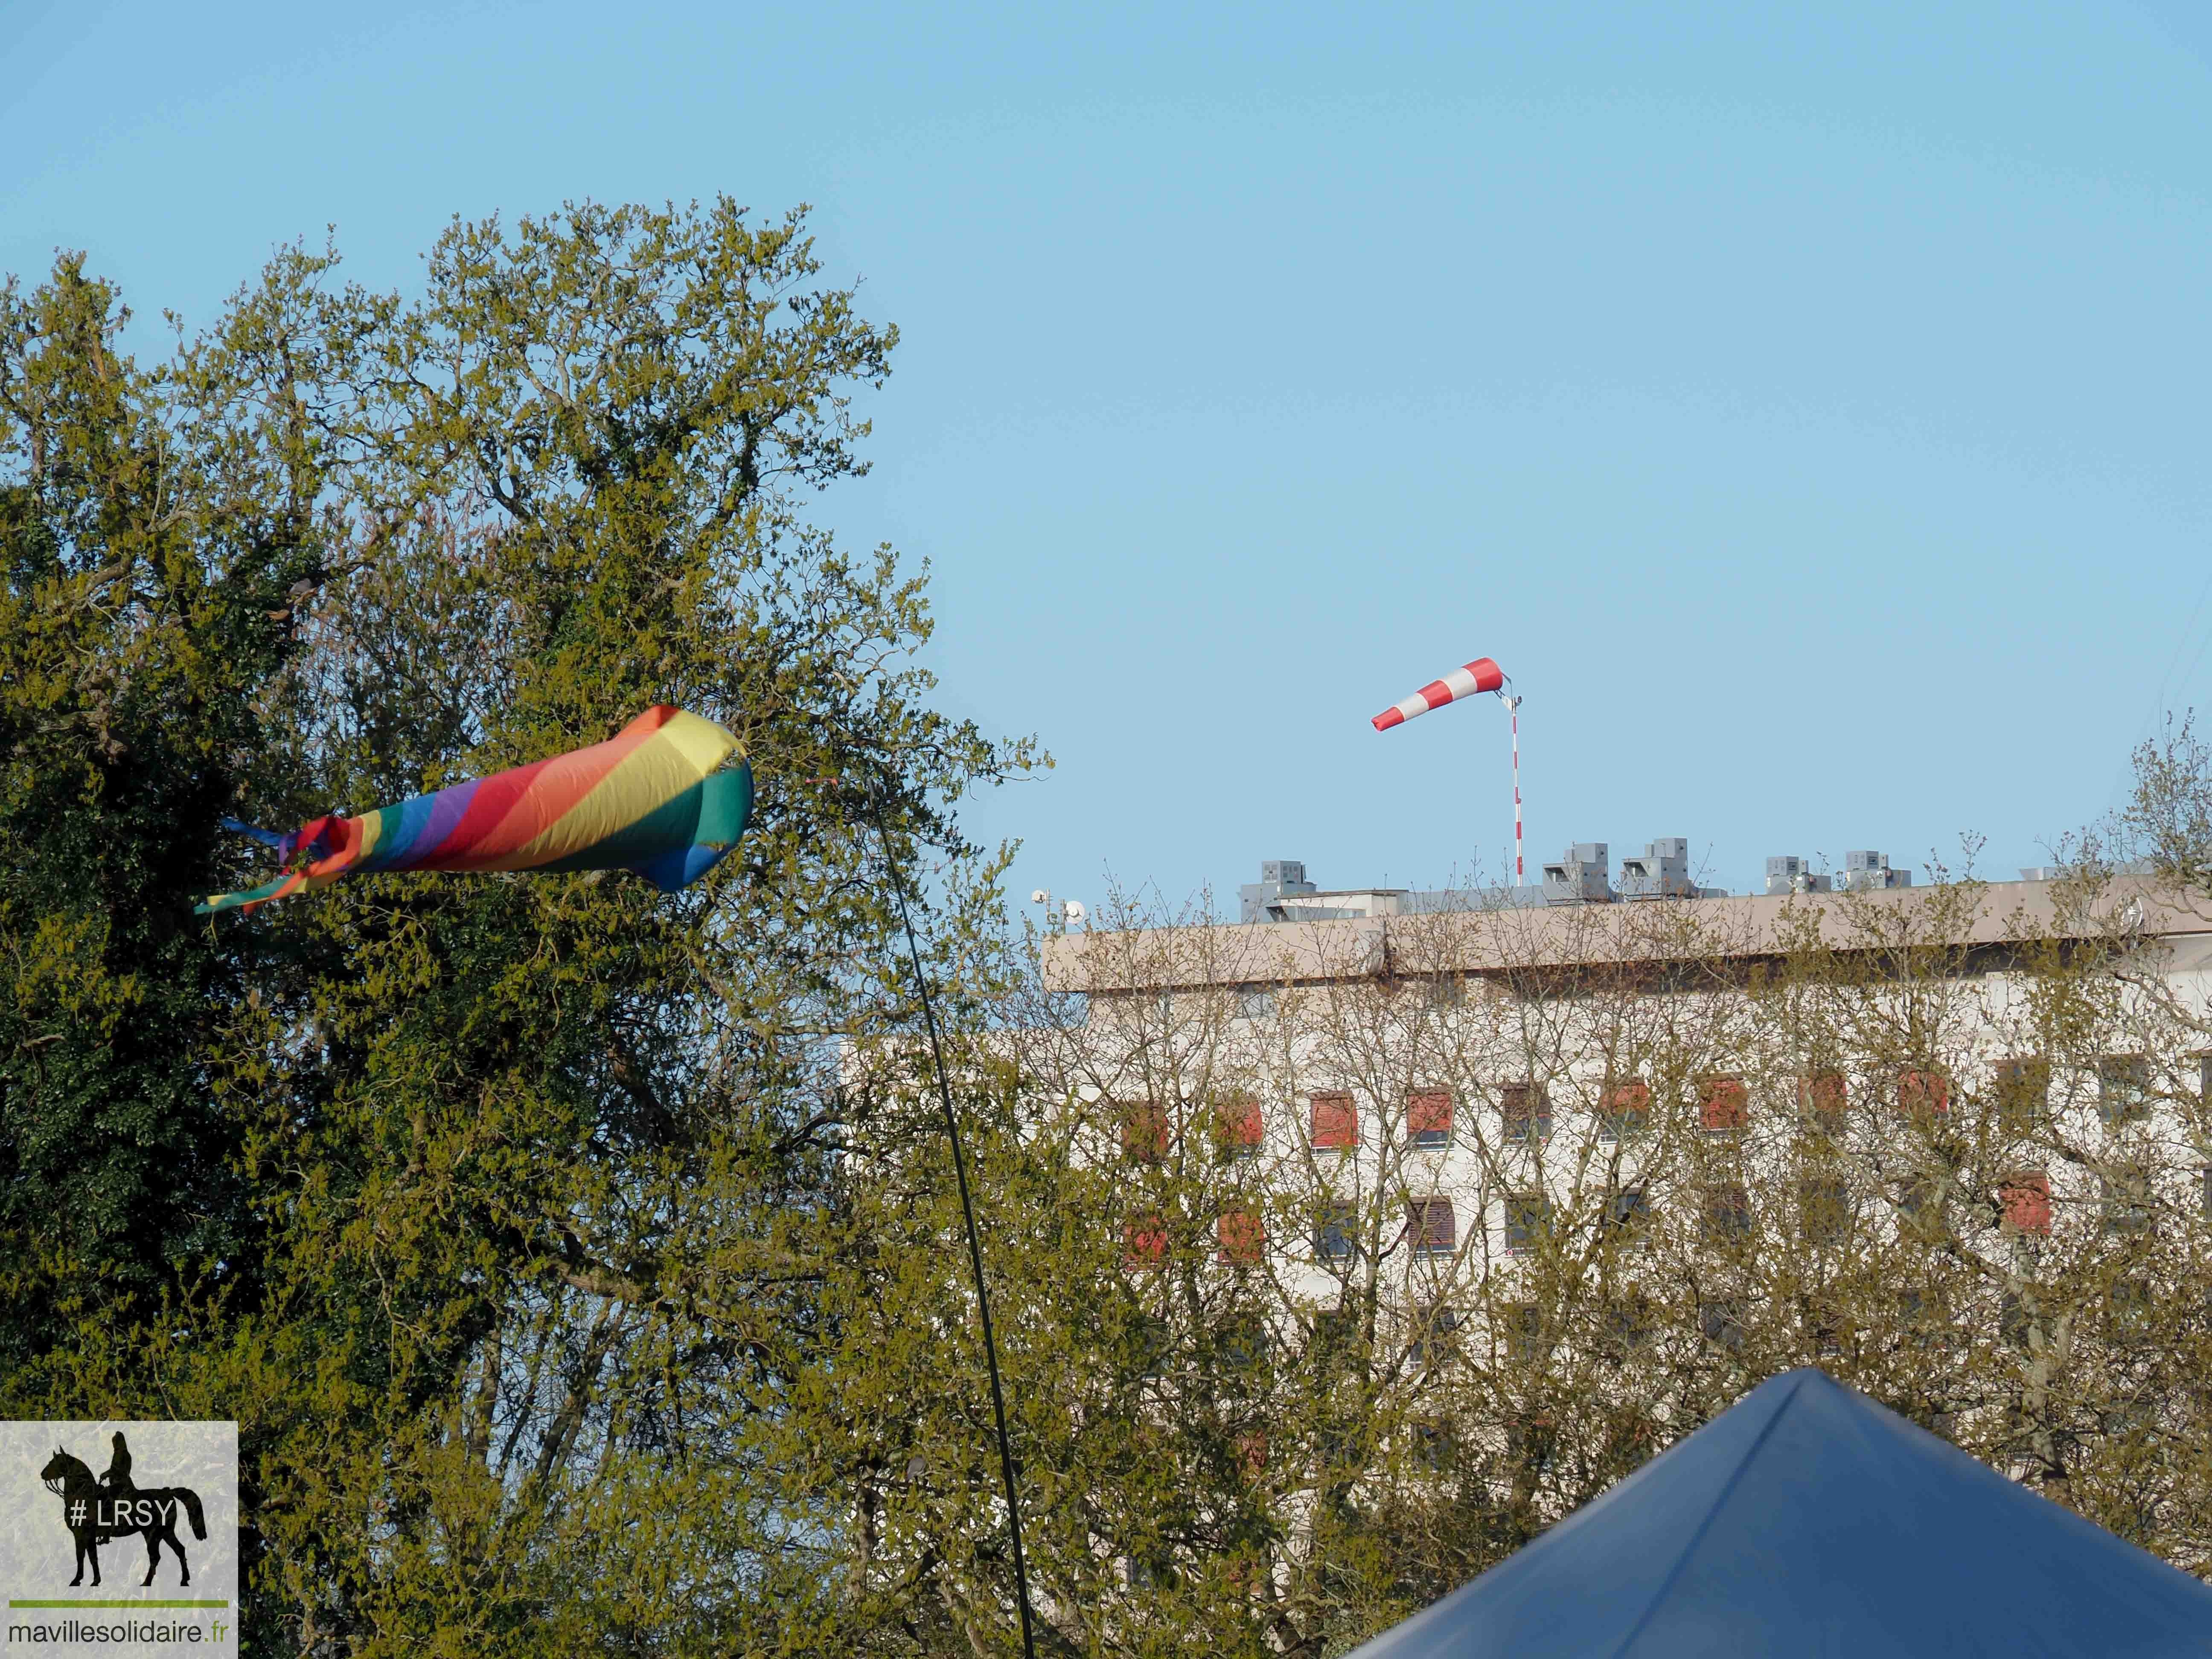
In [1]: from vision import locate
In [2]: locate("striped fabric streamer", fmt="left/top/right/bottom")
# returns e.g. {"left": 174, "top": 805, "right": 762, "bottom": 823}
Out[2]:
{"left": 198, "top": 707, "right": 753, "bottom": 914}
{"left": 1371, "top": 657, "right": 1506, "bottom": 731}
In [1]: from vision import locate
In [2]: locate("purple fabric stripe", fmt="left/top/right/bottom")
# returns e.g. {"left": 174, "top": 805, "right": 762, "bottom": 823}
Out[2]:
{"left": 395, "top": 778, "right": 481, "bottom": 869}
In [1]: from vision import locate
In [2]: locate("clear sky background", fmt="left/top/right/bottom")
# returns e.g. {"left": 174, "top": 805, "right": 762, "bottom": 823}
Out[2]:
{"left": 8, "top": 1, "right": 2212, "bottom": 914}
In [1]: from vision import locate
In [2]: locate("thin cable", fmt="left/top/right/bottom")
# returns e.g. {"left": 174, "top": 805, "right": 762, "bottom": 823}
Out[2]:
{"left": 2154, "top": 561, "right": 2212, "bottom": 715}
{"left": 866, "top": 791, "right": 1038, "bottom": 1659}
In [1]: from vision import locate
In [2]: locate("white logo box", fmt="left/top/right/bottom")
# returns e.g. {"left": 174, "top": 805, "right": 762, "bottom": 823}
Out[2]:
{"left": 0, "top": 1421, "right": 237, "bottom": 1657}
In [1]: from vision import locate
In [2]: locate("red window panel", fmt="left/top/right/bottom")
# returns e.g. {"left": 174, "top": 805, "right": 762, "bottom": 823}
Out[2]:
{"left": 1802, "top": 1072, "right": 1847, "bottom": 1132}
{"left": 1217, "top": 1208, "right": 1266, "bottom": 1265}
{"left": 1310, "top": 1090, "right": 1358, "bottom": 1151}
{"left": 1216, "top": 1096, "right": 1263, "bottom": 1157}
{"left": 1602, "top": 1080, "right": 1651, "bottom": 1138}
{"left": 1124, "top": 1214, "right": 1168, "bottom": 1269}
{"left": 1407, "top": 1089, "right": 1453, "bottom": 1144}
{"left": 1409, "top": 1196, "right": 1455, "bottom": 1256}
{"left": 1700, "top": 1075, "right": 1749, "bottom": 1133}
{"left": 1898, "top": 1069, "right": 1950, "bottom": 1117}
{"left": 2001, "top": 1170, "right": 2052, "bottom": 1234}
{"left": 1121, "top": 1100, "right": 1170, "bottom": 1163}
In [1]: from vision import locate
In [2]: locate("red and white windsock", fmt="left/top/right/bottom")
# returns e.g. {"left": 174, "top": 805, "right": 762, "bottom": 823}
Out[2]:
{"left": 1371, "top": 657, "right": 1506, "bottom": 731}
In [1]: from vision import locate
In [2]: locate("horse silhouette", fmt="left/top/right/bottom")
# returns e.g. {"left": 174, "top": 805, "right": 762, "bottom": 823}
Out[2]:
{"left": 38, "top": 1445, "right": 207, "bottom": 1588}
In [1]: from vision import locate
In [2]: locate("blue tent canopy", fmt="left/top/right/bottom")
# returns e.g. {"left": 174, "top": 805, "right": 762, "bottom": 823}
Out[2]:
{"left": 1350, "top": 1368, "right": 2212, "bottom": 1657}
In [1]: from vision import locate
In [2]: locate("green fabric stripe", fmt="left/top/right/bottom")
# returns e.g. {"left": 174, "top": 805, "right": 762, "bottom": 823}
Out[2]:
{"left": 195, "top": 874, "right": 295, "bottom": 914}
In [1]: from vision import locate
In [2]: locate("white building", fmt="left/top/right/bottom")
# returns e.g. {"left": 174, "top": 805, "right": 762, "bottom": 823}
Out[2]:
{"left": 1041, "top": 855, "right": 2212, "bottom": 1348}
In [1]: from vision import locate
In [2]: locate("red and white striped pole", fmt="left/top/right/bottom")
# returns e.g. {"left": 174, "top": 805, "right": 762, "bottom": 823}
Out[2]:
{"left": 1508, "top": 692, "right": 1522, "bottom": 885}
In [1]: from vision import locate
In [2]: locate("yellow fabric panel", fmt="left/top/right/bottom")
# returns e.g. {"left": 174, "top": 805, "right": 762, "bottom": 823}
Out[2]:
{"left": 492, "top": 710, "right": 741, "bottom": 870}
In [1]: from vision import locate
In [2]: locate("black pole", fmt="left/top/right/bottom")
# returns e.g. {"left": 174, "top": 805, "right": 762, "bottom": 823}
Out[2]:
{"left": 866, "top": 792, "right": 1038, "bottom": 1659}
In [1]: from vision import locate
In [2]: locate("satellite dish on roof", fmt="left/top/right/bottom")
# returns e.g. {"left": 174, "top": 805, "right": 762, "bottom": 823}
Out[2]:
{"left": 1062, "top": 899, "right": 1087, "bottom": 926}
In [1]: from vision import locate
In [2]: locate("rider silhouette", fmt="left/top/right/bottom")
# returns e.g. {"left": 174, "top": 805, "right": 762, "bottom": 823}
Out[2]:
{"left": 99, "top": 1432, "right": 133, "bottom": 1493}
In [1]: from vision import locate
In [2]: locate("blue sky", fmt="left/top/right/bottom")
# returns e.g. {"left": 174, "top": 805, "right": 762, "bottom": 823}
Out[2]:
{"left": 8, "top": 1, "right": 2212, "bottom": 912}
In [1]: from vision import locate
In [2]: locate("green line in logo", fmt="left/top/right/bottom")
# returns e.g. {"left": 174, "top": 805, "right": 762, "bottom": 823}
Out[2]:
{"left": 7, "top": 1598, "right": 229, "bottom": 1608}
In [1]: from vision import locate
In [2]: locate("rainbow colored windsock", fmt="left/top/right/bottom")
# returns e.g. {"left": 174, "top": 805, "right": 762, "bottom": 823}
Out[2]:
{"left": 198, "top": 707, "right": 752, "bottom": 914}
{"left": 1371, "top": 657, "right": 1506, "bottom": 731}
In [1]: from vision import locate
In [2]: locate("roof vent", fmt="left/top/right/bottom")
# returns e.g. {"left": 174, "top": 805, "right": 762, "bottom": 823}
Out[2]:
{"left": 1240, "top": 860, "right": 1318, "bottom": 923}
{"left": 1542, "top": 842, "right": 1613, "bottom": 905}
{"left": 1619, "top": 837, "right": 1695, "bottom": 900}
{"left": 1764, "top": 856, "right": 1831, "bottom": 896}
{"left": 1837, "top": 850, "right": 1912, "bottom": 892}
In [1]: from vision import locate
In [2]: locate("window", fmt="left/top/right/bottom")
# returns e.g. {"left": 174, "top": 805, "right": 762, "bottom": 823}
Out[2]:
{"left": 2000, "top": 1291, "right": 2030, "bottom": 1351}
{"left": 1408, "top": 1304, "right": 1459, "bottom": 1370}
{"left": 1602, "top": 1295, "right": 1652, "bottom": 1357}
{"left": 1407, "top": 1089, "right": 1452, "bottom": 1149}
{"left": 2000, "top": 1170, "right": 2051, "bottom": 1235}
{"left": 1121, "top": 1554, "right": 1166, "bottom": 1590}
{"left": 1898, "top": 1068, "right": 1950, "bottom": 1118}
{"left": 1600, "top": 1079, "right": 1651, "bottom": 1141}
{"left": 1605, "top": 1187, "right": 1650, "bottom": 1236}
{"left": 1799, "top": 1295, "right": 1843, "bottom": 1357}
{"left": 1314, "top": 1201, "right": 1357, "bottom": 1262}
{"left": 1425, "top": 975, "right": 1464, "bottom": 1010}
{"left": 1217, "top": 1209, "right": 1264, "bottom": 1265}
{"left": 1507, "top": 1415, "right": 1557, "bottom": 1472}
{"left": 1236, "top": 984, "right": 1275, "bottom": 1022}
{"left": 1800, "top": 1072, "right": 1848, "bottom": 1136}
{"left": 2109, "top": 1279, "right": 2154, "bottom": 1342}
{"left": 1500, "top": 1081, "right": 1551, "bottom": 1143}
{"left": 1408, "top": 1196, "right": 1455, "bottom": 1257}
{"left": 1896, "top": 1289, "right": 1931, "bottom": 1348}
{"left": 1124, "top": 1214, "right": 1168, "bottom": 1269}
{"left": 1411, "top": 1417, "right": 1455, "bottom": 1471}
{"left": 2101, "top": 1164, "right": 2153, "bottom": 1235}
{"left": 1215, "top": 1096, "right": 1263, "bottom": 1160}
{"left": 2202, "top": 1166, "right": 2212, "bottom": 1222}
{"left": 1699, "top": 1075, "right": 1749, "bottom": 1134}
{"left": 2101, "top": 1403, "right": 2151, "bottom": 1441}
{"left": 2098, "top": 1056, "right": 2154, "bottom": 1126}
{"left": 1799, "top": 1177, "right": 1850, "bottom": 1246}
{"left": 1236, "top": 1429, "right": 1268, "bottom": 1475}
{"left": 1121, "top": 1100, "right": 1171, "bottom": 1163}
{"left": 1702, "top": 1182, "right": 1752, "bottom": 1243}
{"left": 1311, "top": 1309, "right": 1356, "bottom": 1365}
{"left": 1310, "top": 1091, "right": 1358, "bottom": 1153}
{"left": 1699, "top": 1298, "right": 1745, "bottom": 1350}
{"left": 1506, "top": 1302, "right": 1544, "bottom": 1363}
{"left": 1217, "top": 1314, "right": 1268, "bottom": 1372}
{"left": 1995, "top": 1057, "right": 2049, "bottom": 1134}
{"left": 1505, "top": 1190, "right": 1548, "bottom": 1254}
{"left": 1899, "top": 1171, "right": 1945, "bottom": 1237}
{"left": 1130, "top": 1311, "right": 1171, "bottom": 1376}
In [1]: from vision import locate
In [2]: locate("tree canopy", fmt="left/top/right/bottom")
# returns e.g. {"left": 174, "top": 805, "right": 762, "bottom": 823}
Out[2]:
{"left": 3, "top": 200, "right": 1036, "bottom": 1656}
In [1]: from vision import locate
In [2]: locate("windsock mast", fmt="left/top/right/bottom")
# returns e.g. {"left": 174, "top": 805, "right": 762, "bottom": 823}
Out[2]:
{"left": 1371, "top": 655, "right": 1525, "bottom": 887}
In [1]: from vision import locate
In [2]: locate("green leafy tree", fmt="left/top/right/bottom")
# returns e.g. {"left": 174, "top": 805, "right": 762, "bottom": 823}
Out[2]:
{"left": 0, "top": 252, "right": 337, "bottom": 1365}
{"left": 3, "top": 203, "right": 1038, "bottom": 1656}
